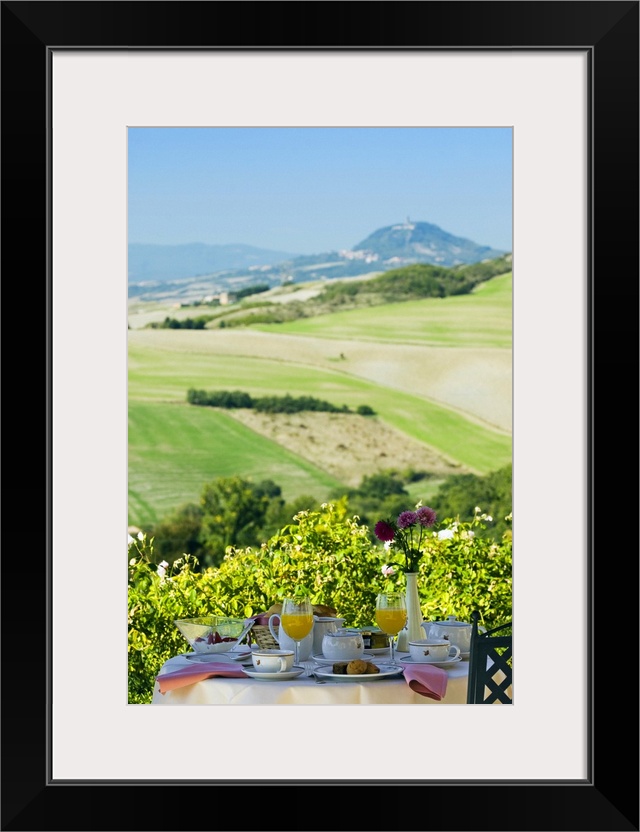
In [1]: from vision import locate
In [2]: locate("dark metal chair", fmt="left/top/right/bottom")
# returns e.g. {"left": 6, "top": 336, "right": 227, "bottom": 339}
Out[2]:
{"left": 466, "top": 610, "right": 513, "bottom": 704}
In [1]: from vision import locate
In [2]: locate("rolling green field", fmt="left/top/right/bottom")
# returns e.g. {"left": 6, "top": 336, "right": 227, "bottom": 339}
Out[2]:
{"left": 128, "top": 272, "right": 512, "bottom": 528}
{"left": 128, "top": 402, "right": 342, "bottom": 524}
{"left": 254, "top": 272, "right": 512, "bottom": 348}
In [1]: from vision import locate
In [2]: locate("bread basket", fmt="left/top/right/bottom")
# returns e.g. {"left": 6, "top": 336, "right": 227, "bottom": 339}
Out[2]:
{"left": 250, "top": 624, "right": 280, "bottom": 650}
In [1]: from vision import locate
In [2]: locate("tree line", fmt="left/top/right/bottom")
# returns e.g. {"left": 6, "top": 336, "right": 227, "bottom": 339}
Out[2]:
{"left": 186, "top": 388, "right": 376, "bottom": 415}
{"left": 142, "top": 464, "right": 512, "bottom": 571}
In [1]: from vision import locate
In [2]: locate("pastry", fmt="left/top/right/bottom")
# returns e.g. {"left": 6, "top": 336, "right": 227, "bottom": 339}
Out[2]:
{"left": 346, "top": 659, "right": 369, "bottom": 675}
{"left": 330, "top": 660, "right": 380, "bottom": 675}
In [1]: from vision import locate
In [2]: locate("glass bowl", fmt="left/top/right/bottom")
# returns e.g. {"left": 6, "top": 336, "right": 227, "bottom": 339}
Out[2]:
{"left": 174, "top": 616, "right": 253, "bottom": 654}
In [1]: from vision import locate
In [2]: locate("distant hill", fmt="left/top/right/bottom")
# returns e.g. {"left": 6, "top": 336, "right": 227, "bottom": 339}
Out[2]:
{"left": 352, "top": 220, "right": 505, "bottom": 267}
{"left": 128, "top": 242, "right": 300, "bottom": 283}
{"left": 270, "top": 220, "right": 506, "bottom": 284}
{"left": 128, "top": 221, "right": 508, "bottom": 303}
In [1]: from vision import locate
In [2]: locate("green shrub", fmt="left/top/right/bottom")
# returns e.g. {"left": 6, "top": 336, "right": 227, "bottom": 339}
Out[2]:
{"left": 186, "top": 389, "right": 361, "bottom": 415}
{"left": 128, "top": 502, "right": 512, "bottom": 703}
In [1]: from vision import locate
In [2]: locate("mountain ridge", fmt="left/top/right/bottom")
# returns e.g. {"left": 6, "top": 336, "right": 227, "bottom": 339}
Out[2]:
{"left": 128, "top": 241, "right": 300, "bottom": 284}
{"left": 128, "top": 221, "right": 508, "bottom": 303}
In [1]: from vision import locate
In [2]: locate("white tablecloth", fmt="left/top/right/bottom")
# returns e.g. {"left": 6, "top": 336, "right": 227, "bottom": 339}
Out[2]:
{"left": 151, "top": 650, "right": 470, "bottom": 705}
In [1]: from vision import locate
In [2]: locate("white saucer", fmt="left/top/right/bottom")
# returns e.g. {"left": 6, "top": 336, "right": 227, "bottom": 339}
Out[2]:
{"left": 399, "top": 655, "right": 462, "bottom": 668}
{"left": 367, "top": 646, "right": 391, "bottom": 656}
{"left": 311, "top": 652, "right": 374, "bottom": 665}
{"left": 243, "top": 666, "right": 305, "bottom": 681}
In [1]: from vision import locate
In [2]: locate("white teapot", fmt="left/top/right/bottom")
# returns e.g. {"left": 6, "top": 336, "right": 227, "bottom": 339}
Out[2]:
{"left": 421, "top": 615, "right": 486, "bottom": 655}
{"left": 312, "top": 617, "right": 345, "bottom": 656}
{"left": 321, "top": 629, "right": 364, "bottom": 661}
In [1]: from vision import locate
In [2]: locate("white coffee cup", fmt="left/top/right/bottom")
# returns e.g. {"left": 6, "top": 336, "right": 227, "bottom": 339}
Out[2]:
{"left": 408, "top": 639, "right": 461, "bottom": 663}
{"left": 251, "top": 649, "right": 295, "bottom": 673}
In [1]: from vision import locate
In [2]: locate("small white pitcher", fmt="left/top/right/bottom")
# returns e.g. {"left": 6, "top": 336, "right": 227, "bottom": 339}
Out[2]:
{"left": 268, "top": 613, "right": 314, "bottom": 661}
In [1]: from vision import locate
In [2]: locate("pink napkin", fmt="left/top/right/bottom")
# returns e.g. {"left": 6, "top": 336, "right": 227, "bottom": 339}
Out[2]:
{"left": 156, "top": 661, "right": 247, "bottom": 694}
{"left": 402, "top": 664, "right": 448, "bottom": 700}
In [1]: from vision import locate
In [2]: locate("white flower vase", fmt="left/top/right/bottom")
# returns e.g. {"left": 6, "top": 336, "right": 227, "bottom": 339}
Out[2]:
{"left": 404, "top": 571, "right": 424, "bottom": 644}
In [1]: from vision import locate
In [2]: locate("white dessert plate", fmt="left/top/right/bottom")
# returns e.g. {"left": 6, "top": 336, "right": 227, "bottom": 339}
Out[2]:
{"left": 185, "top": 650, "right": 252, "bottom": 664}
{"left": 242, "top": 666, "right": 305, "bottom": 681}
{"left": 460, "top": 652, "right": 470, "bottom": 661}
{"left": 399, "top": 655, "right": 462, "bottom": 668}
{"left": 311, "top": 652, "right": 374, "bottom": 665}
{"left": 367, "top": 646, "right": 391, "bottom": 655}
{"left": 313, "top": 663, "right": 403, "bottom": 681}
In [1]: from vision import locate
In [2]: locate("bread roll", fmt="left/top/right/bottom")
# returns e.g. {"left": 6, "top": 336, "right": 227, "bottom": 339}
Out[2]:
{"left": 312, "top": 604, "right": 337, "bottom": 618}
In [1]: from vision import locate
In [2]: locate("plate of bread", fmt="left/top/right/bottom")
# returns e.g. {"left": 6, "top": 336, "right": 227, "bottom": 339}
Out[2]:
{"left": 313, "top": 661, "right": 403, "bottom": 681}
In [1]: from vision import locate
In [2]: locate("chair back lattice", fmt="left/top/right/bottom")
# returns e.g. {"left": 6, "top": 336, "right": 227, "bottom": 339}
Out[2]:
{"left": 466, "top": 610, "right": 513, "bottom": 704}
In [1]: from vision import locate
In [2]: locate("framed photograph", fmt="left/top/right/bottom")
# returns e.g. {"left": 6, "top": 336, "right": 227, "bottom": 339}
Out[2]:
{"left": 3, "top": 2, "right": 637, "bottom": 830}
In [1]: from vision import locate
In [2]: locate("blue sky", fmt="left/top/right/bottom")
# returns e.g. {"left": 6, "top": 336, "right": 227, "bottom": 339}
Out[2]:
{"left": 128, "top": 127, "right": 512, "bottom": 255}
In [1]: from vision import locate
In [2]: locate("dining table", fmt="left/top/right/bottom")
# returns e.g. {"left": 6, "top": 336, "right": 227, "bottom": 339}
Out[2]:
{"left": 151, "top": 646, "right": 470, "bottom": 705}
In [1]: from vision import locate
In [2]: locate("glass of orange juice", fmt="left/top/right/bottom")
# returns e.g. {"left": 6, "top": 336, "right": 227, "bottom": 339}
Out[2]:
{"left": 280, "top": 596, "right": 314, "bottom": 666}
{"left": 375, "top": 593, "right": 407, "bottom": 666}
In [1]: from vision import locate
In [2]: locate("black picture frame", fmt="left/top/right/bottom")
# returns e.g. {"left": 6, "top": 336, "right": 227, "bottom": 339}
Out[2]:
{"left": 2, "top": 2, "right": 638, "bottom": 830}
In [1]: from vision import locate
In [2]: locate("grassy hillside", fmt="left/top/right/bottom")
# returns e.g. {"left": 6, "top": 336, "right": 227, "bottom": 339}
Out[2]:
{"left": 254, "top": 272, "right": 512, "bottom": 348}
{"left": 128, "top": 272, "right": 512, "bottom": 529}
{"left": 128, "top": 402, "right": 342, "bottom": 526}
